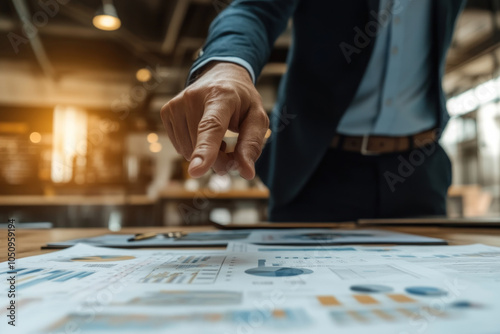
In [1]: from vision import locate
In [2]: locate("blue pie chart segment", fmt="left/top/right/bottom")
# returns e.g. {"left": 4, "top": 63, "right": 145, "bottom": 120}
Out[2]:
{"left": 451, "top": 301, "right": 483, "bottom": 309}
{"left": 245, "top": 267, "right": 313, "bottom": 277}
{"left": 405, "top": 286, "right": 448, "bottom": 297}
{"left": 350, "top": 284, "right": 393, "bottom": 293}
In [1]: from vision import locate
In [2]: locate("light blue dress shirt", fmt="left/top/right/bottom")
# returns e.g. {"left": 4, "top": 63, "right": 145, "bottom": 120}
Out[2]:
{"left": 337, "top": 0, "right": 437, "bottom": 136}
{"left": 190, "top": 0, "right": 437, "bottom": 136}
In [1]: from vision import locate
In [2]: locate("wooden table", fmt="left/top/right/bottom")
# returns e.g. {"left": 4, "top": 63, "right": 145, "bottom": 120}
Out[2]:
{"left": 1, "top": 225, "right": 499, "bottom": 262}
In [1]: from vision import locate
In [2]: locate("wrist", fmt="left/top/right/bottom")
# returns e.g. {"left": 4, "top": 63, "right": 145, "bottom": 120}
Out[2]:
{"left": 199, "top": 61, "right": 254, "bottom": 84}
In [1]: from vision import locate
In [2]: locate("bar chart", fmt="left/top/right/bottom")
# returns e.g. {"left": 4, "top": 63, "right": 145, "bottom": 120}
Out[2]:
{"left": 11, "top": 268, "right": 95, "bottom": 290}
{"left": 46, "top": 308, "right": 311, "bottom": 332}
{"left": 139, "top": 255, "right": 226, "bottom": 284}
{"left": 313, "top": 289, "right": 470, "bottom": 326}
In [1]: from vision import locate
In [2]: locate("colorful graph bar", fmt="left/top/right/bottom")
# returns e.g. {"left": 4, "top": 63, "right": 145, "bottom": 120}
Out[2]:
{"left": 372, "top": 309, "right": 394, "bottom": 321}
{"left": 387, "top": 294, "right": 416, "bottom": 303}
{"left": 353, "top": 295, "right": 379, "bottom": 305}
{"left": 17, "top": 269, "right": 95, "bottom": 290}
{"left": 317, "top": 296, "right": 342, "bottom": 306}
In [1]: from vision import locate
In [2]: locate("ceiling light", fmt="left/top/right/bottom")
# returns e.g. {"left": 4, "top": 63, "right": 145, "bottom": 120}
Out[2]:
{"left": 136, "top": 68, "right": 152, "bottom": 82}
{"left": 149, "top": 142, "right": 162, "bottom": 153}
{"left": 147, "top": 133, "right": 158, "bottom": 143}
{"left": 29, "top": 132, "right": 42, "bottom": 143}
{"left": 93, "top": 0, "right": 121, "bottom": 31}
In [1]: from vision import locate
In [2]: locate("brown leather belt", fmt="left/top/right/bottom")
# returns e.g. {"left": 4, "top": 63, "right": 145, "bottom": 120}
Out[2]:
{"left": 331, "top": 129, "right": 437, "bottom": 155}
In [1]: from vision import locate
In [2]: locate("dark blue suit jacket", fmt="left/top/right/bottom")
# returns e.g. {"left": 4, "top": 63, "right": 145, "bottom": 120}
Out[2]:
{"left": 190, "top": 0, "right": 465, "bottom": 207}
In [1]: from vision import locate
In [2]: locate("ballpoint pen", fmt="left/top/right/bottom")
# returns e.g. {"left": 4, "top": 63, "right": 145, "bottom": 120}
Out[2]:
{"left": 127, "top": 231, "right": 187, "bottom": 242}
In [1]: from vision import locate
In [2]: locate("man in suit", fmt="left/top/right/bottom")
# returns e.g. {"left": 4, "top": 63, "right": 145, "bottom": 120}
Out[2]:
{"left": 161, "top": 0, "right": 466, "bottom": 222}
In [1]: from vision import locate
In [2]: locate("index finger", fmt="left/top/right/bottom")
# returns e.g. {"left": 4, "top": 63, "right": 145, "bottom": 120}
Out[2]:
{"left": 188, "top": 100, "right": 232, "bottom": 178}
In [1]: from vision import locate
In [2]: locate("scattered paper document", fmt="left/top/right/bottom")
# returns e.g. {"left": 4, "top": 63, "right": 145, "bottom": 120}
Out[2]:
{"left": 2, "top": 243, "right": 500, "bottom": 333}
{"left": 45, "top": 229, "right": 446, "bottom": 249}
{"left": 246, "top": 229, "right": 447, "bottom": 245}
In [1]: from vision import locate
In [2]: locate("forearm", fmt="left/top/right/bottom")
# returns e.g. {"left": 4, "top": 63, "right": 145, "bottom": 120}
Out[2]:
{"left": 188, "top": 0, "right": 299, "bottom": 85}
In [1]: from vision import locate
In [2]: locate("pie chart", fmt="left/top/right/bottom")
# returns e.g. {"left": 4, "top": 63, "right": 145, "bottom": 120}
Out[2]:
{"left": 70, "top": 255, "right": 136, "bottom": 262}
{"left": 245, "top": 267, "right": 313, "bottom": 277}
{"left": 450, "top": 301, "right": 483, "bottom": 309}
{"left": 350, "top": 284, "right": 393, "bottom": 293}
{"left": 245, "top": 259, "right": 313, "bottom": 277}
{"left": 405, "top": 286, "right": 448, "bottom": 297}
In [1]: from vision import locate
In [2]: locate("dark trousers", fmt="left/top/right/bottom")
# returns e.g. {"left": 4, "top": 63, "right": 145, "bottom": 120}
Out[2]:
{"left": 269, "top": 143, "right": 452, "bottom": 222}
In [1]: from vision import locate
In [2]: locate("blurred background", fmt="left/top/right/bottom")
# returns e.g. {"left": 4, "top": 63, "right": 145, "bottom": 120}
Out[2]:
{"left": 0, "top": 0, "right": 499, "bottom": 229}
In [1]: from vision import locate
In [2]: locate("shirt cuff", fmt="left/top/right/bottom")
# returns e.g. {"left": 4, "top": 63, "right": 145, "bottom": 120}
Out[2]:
{"left": 187, "top": 56, "right": 256, "bottom": 85}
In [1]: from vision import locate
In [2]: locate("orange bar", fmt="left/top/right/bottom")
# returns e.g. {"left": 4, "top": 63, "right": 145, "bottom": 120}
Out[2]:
{"left": 372, "top": 309, "right": 394, "bottom": 321}
{"left": 272, "top": 309, "right": 286, "bottom": 318}
{"left": 317, "top": 295, "right": 342, "bottom": 306}
{"left": 187, "top": 272, "right": 198, "bottom": 284}
{"left": 353, "top": 295, "right": 379, "bottom": 305}
{"left": 387, "top": 294, "right": 416, "bottom": 303}
{"left": 397, "top": 308, "right": 419, "bottom": 318}
{"left": 204, "top": 313, "right": 223, "bottom": 322}
{"left": 347, "top": 311, "right": 368, "bottom": 323}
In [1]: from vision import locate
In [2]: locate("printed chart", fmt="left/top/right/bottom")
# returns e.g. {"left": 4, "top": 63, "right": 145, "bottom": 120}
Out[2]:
{"left": 2, "top": 268, "right": 95, "bottom": 290}
{"left": 139, "top": 255, "right": 226, "bottom": 284}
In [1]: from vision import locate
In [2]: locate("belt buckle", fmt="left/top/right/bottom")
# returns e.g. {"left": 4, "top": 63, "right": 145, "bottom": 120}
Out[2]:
{"left": 360, "top": 134, "right": 380, "bottom": 156}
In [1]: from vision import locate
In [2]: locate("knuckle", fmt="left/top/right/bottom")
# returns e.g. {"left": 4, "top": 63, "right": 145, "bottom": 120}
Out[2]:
{"left": 207, "top": 82, "right": 235, "bottom": 95}
{"left": 198, "top": 115, "right": 225, "bottom": 134}
{"left": 194, "top": 142, "right": 217, "bottom": 155}
{"left": 206, "top": 83, "right": 241, "bottom": 106}
{"left": 161, "top": 96, "right": 184, "bottom": 118}
{"left": 182, "top": 87, "right": 198, "bottom": 101}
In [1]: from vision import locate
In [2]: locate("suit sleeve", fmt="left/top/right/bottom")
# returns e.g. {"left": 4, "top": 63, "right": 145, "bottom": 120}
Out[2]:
{"left": 187, "top": 0, "right": 300, "bottom": 85}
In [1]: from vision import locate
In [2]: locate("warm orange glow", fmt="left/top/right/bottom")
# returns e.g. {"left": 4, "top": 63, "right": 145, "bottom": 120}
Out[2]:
{"left": 147, "top": 133, "right": 158, "bottom": 143}
{"left": 0, "top": 122, "right": 28, "bottom": 134}
{"left": 52, "top": 106, "right": 88, "bottom": 183}
{"left": 92, "top": 15, "right": 121, "bottom": 31}
{"left": 136, "top": 68, "right": 152, "bottom": 82}
{"left": 149, "top": 142, "right": 162, "bottom": 153}
{"left": 29, "top": 132, "right": 42, "bottom": 143}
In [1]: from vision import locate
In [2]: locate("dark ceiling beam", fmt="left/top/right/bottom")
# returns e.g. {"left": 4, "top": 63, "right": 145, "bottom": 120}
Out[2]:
{"left": 0, "top": 17, "right": 99, "bottom": 38}
{"left": 446, "top": 3, "right": 500, "bottom": 74}
{"left": 161, "top": 0, "right": 191, "bottom": 54}
{"left": 446, "top": 37, "right": 500, "bottom": 73}
{"left": 11, "top": 0, "right": 55, "bottom": 78}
